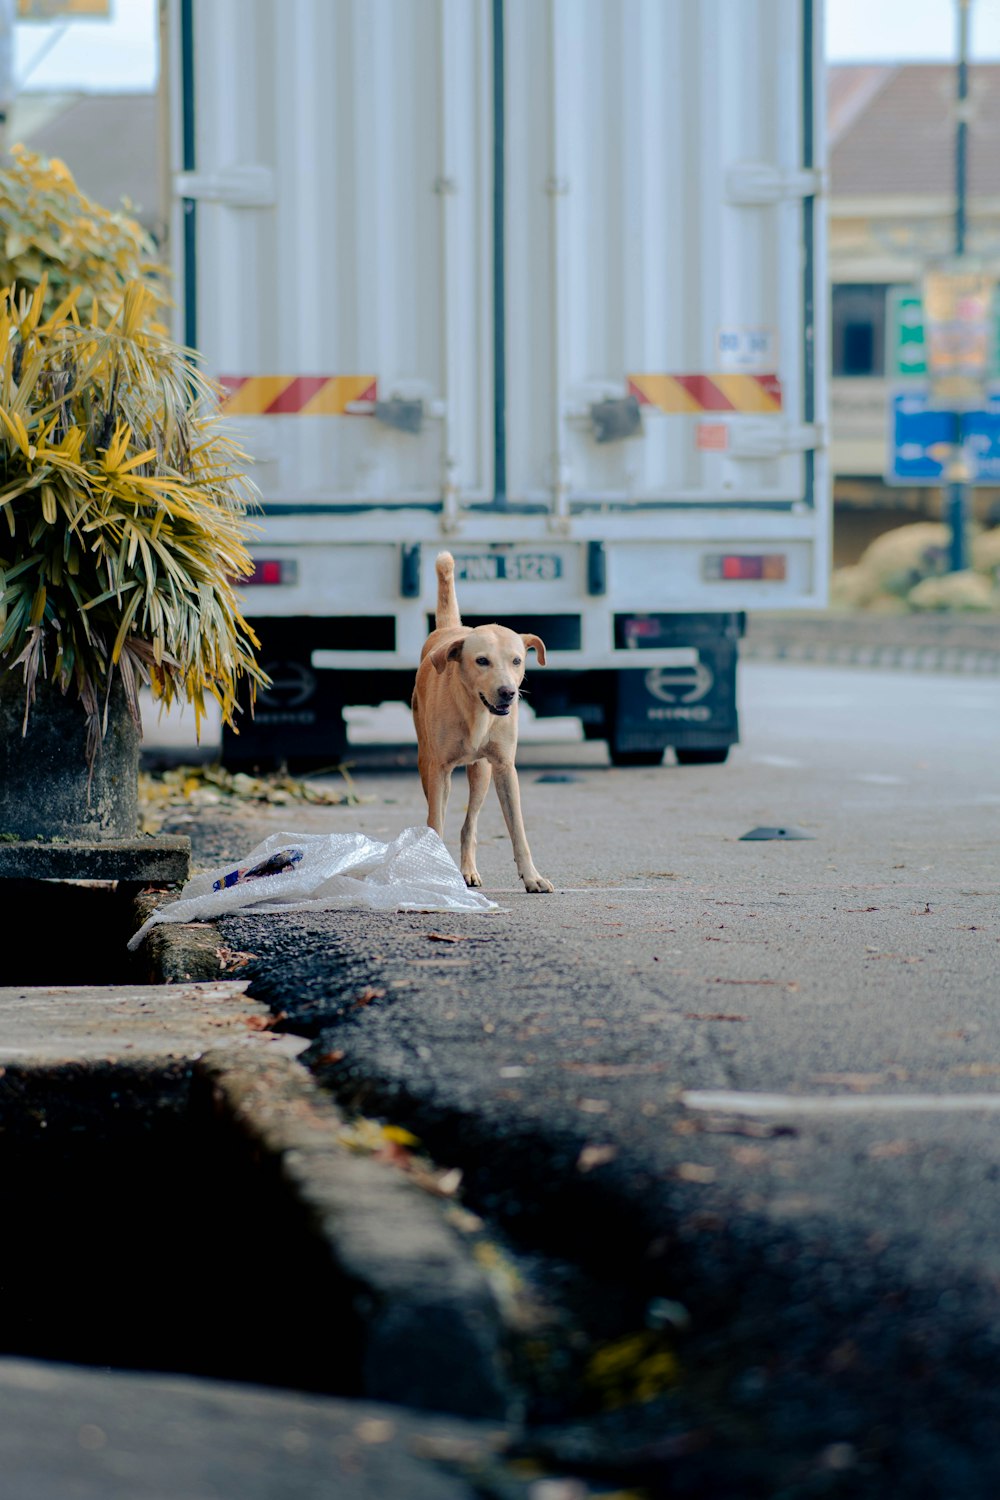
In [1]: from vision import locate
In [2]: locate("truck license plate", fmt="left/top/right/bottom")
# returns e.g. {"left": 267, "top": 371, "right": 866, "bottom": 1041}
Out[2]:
{"left": 453, "top": 553, "right": 562, "bottom": 583}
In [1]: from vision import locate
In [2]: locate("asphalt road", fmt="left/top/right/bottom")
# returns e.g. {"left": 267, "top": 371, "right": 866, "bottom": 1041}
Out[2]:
{"left": 155, "top": 664, "right": 1000, "bottom": 1497}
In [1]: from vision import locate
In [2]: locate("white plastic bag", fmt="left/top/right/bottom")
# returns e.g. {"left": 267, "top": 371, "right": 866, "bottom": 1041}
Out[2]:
{"left": 127, "top": 826, "right": 498, "bottom": 950}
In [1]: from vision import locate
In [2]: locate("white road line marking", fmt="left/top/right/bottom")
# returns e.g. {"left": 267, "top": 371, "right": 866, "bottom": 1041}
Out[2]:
{"left": 682, "top": 1090, "right": 1000, "bottom": 1116}
{"left": 751, "top": 755, "right": 803, "bottom": 768}
{"left": 854, "top": 773, "right": 906, "bottom": 785}
{"left": 482, "top": 876, "right": 665, "bottom": 888}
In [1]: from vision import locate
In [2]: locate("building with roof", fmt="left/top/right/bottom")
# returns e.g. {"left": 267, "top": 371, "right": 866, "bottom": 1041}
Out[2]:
{"left": 6, "top": 90, "right": 163, "bottom": 242}
{"left": 829, "top": 62, "right": 1000, "bottom": 562}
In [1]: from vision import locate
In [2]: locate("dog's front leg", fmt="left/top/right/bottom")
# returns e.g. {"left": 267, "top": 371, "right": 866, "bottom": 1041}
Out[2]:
{"left": 492, "top": 762, "right": 553, "bottom": 893}
{"left": 460, "top": 760, "right": 492, "bottom": 886}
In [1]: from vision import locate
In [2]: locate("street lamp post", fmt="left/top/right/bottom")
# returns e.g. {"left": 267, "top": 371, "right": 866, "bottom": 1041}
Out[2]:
{"left": 947, "top": 0, "right": 973, "bottom": 573}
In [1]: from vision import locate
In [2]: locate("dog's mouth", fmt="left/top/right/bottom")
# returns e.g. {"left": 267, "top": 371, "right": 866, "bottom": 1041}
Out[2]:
{"left": 479, "top": 692, "right": 511, "bottom": 717}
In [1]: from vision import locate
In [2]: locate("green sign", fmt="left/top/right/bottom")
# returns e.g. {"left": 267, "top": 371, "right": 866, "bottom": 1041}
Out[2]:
{"left": 887, "top": 289, "right": 927, "bottom": 377}
{"left": 887, "top": 282, "right": 1000, "bottom": 382}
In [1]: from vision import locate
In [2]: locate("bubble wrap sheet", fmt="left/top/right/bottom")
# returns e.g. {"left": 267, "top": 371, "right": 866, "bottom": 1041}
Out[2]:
{"left": 127, "top": 826, "right": 498, "bottom": 950}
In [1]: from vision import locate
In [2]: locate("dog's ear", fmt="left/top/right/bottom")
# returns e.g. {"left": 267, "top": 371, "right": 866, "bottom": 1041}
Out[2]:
{"left": 521, "top": 634, "right": 546, "bottom": 666}
{"left": 429, "top": 637, "right": 464, "bottom": 674}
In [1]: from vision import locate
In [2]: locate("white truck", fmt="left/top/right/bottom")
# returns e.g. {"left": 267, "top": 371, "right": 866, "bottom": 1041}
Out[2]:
{"left": 166, "top": 0, "right": 828, "bottom": 768}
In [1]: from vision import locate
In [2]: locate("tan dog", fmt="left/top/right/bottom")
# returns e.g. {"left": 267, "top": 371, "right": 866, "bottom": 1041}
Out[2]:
{"left": 412, "top": 552, "right": 553, "bottom": 893}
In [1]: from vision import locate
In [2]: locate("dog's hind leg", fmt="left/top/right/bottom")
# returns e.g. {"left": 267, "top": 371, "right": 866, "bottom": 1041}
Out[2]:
{"left": 460, "top": 759, "right": 492, "bottom": 887}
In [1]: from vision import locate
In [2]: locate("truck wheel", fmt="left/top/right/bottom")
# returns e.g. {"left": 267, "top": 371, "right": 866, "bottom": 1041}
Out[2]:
{"left": 609, "top": 747, "right": 665, "bottom": 768}
{"left": 675, "top": 747, "right": 730, "bottom": 765}
{"left": 221, "top": 657, "right": 348, "bottom": 772}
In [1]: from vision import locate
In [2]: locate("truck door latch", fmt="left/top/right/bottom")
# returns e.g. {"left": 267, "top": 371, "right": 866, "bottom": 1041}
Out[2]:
{"left": 591, "top": 395, "right": 642, "bottom": 444}
{"left": 376, "top": 397, "right": 424, "bottom": 434}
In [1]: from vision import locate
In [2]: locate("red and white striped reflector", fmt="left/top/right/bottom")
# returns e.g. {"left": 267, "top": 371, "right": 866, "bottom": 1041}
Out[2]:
{"left": 219, "top": 376, "right": 377, "bottom": 415}
{"left": 628, "top": 373, "right": 782, "bottom": 414}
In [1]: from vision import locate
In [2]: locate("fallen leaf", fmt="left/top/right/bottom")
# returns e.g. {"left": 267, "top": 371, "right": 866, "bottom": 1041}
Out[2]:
{"left": 675, "top": 1162, "right": 717, "bottom": 1184}
{"left": 426, "top": 932, "right": 469, "bottom": 943}
{"left": 709, "top": 978, "right": 782, "bottom": 987}
{"left": 445, "top": 1205, "right": 485, "bottom": 1234}
{"left": 403, "top": 1161, "right": 464, "bottom": 1198}
{"left": 559, "top": 1061, "right": 669, "bottom": 1077}
{"left": 811, "top": 1072, "right": 887, "bottom": 1091}
{"left": 685, "top": 1012, "right": 746, "bottom": 1022}
{"left": 354, "top": 1419, "right": 395, "bottom": 1445}
{"left": 700, "top": 1115, "right": 797, "bottom": 1139}
{"left": 577, "top": 1143, "right": 618, "bottom": 1172}
{"left": 315, "top": 1049, "right": 345, "bottom": 1067}
{"left": 376, "top": 1140, "right": 413, "bottom": 1167}
{"left": 411, "top": 957, "right": 472, "bottom": 967}
{"left": 730, "top": 1145, "right": 769, "bottom": 1167}
{"left": 868, "top": 1139, "right": 916, "bottom": 1159}
{"left": 352, "top": 986, "right": 386, "bottom": 1007}
{"left": 215, "top": 945, "right": 256, "bottom": 971}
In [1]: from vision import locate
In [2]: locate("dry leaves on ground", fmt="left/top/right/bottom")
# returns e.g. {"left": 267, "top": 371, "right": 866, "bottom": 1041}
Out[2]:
{"left": 138, "top": 762, "right": 371, "bottom": 833}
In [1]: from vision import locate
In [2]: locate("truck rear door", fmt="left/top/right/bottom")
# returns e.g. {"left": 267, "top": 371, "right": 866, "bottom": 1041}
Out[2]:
{"left": 171, "top": 0, "right": 495, "bottom": 511}
{"left": 502, "top": 0, "right": 825, "bottom": 517}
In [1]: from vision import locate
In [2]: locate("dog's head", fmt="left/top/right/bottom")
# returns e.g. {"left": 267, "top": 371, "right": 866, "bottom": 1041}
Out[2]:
{"left": 429, "top": 624, "right": 546, "bottom": 717}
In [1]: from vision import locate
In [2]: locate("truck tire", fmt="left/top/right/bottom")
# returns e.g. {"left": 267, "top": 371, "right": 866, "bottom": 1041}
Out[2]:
{"left": 221, "top": 656, "right": 348, "bottom": 772}
{"left": 609, "top": 747, "right": 666, "bottom": 768}
{"left": 675, "top": 747, "right": 730, "bottom": 766}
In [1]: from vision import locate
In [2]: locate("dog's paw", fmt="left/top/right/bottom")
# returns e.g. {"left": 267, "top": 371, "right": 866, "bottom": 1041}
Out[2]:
{"left": 463, "top": 869, "right": 483, "bottom": 888}
{"left": 523, "top": 873, "right": 554, "bottom": 894}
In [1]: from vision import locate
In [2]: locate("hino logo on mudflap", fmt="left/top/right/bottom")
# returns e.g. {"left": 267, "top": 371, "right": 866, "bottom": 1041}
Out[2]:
{"left": 644, "top": 662, "right": 714, "bottom": 705}
{"left": 259, "top": 661, "right": 317, "bottom": 710}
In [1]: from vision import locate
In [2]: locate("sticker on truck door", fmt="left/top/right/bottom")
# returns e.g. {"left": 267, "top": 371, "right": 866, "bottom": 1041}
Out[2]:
{"left": 715, "top": 327, "right": 778, "bottom": 374}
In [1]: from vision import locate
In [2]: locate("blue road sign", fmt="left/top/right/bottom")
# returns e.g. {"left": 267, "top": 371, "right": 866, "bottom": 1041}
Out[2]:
{"left": 886, "top": 389, "right": 1000, "bottom": 485}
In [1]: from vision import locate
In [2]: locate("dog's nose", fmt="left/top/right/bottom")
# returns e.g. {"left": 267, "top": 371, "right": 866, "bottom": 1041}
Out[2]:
{"left": 497, "top": 685, "right": 517, "bottom": 703}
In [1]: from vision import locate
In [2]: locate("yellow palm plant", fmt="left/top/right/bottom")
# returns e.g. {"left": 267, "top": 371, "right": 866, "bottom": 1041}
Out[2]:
{"left": 0, "top": 145, "right": 167, "bottom": 324}
{"left": 0, "top": 277, "right": 267, "bottom": 770}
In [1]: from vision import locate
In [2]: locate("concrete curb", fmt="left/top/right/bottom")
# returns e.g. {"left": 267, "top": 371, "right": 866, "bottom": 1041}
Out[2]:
{"left": 16, "top": 900, "right": 517, "bottom": 1429}
{"left": 743, "top": 610, "right": 1000, "bottom": 673}
{"left": 196, "top": 1047, "right": 514, "bottom": 1422}
{"left": 0, "top": 1358, "right": 515, "bottom": 1500}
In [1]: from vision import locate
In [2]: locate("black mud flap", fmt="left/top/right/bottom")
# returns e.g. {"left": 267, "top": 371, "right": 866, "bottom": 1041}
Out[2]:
{"left": 612, "top": 615, "right": 741, "bottom": 757}
{"left": 221, "top": 657, "right": 347, "bottom": 771}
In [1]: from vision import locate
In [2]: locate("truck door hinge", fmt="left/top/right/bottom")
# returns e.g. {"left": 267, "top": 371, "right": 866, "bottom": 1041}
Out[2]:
{"left": 727, "top": 422, "right": 824, "bottom": 460}
{"left": 726, "top": 163, "right": 824, "bottom": 206}
{"left": 174, "top": 165, "right": 276, "bottom": 207}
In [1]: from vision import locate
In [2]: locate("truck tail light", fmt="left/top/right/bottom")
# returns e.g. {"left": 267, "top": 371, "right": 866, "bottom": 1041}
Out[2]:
{"left": 703, "top": 553, "right": 786, "bottom": 581}
{"left": 245, "top": 560, "right": 299, "bottom": 586}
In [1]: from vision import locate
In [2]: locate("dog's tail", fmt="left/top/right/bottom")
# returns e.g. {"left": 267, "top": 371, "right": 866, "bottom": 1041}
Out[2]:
{"left": 435, "top": 551, "right": 461, "bottom": 630}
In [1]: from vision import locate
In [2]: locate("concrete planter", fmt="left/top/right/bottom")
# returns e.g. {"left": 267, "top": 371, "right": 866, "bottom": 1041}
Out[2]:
{"left": 0, "top": 672, "right": 140, "bottom": 840}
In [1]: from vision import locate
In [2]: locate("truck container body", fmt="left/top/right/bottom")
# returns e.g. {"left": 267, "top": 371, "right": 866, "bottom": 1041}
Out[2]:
{"left": 168, "top": 0, "right": 828, "bottom": 766}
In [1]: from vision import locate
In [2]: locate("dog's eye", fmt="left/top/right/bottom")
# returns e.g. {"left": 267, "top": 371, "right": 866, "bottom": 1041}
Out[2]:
{"left": 512, "top": 657, "right": 522, "bottom": 666}
{"left": 476, "top": 656, "right": 490, "bottom": 666}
